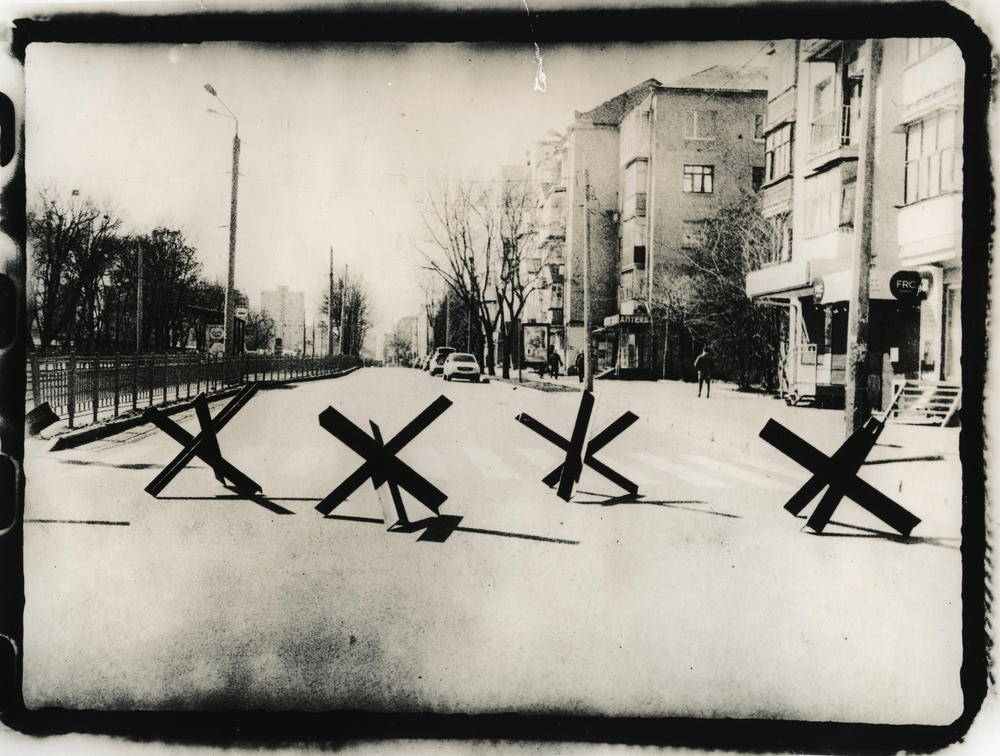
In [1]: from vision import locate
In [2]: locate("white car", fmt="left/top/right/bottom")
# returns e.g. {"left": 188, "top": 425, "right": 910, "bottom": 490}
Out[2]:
{"left": 442, "top": 352, "right": 482, "bottom": 382}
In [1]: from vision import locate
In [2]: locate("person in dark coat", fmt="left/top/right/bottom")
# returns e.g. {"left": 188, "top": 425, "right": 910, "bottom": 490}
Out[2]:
{"left": 575, "top": 350, "right": 585, "bottom": 383}
{"left": 694, "top": 345, "right": 714, "bottom": 398}
{"left": 547, "top": 345, "right": 563, "bottom": 379}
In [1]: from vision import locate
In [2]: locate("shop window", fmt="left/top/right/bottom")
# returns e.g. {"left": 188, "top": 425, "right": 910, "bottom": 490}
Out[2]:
{"left": 683, "top": 165, "right": 714, "bottom": 193}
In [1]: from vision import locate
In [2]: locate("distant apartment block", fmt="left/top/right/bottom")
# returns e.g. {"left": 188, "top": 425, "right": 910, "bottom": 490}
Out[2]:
{"left": 261, "top": 285, "right": 306, "bottom": 357}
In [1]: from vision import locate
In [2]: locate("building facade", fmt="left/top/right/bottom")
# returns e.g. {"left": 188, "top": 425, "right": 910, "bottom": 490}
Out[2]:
{"left": 260, "top": 285, "right": 306, "bottom": 357}
{"left": 745, "top": 38, "right": 962, "bottom": 414}
{"left": 606, "top": 66, "right": 768, "bottom": 377}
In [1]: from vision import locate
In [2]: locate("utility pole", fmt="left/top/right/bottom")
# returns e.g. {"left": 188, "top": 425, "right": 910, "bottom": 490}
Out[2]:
{"left": 203, "top": 83, "right": 240, "bottom": 356}
{"left": 224, "top": 128, "right": 240, "bottom": 355}
{"left": 340, "top": 264, "right": 348, "bottom": 355}
{"left": 845, "top": 39, "right": 882, "bottom": 433}
{"left": 583, "top": 170, "right": 594, "bottom": 392}
{"left": 135, "top": 239, "right": 143, "bottom": 354}
{"left": 444, "top": 293, "right": 451, "bottom": 346}
{"left": 328, "top": 246, "right": 335, "bottom": 356}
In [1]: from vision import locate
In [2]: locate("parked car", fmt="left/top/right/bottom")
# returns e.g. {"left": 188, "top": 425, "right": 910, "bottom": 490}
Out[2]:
{"left": 429, "top": 347, "right": 456, "bottom": 376}
{"left": 442, "top": 352, "right": 482, "bottom": 382}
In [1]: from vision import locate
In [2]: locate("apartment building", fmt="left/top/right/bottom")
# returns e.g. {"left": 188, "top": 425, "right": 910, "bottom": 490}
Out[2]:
{"left": 745, "top": 38, "right": 962, "bottom": 417}
{"left": 602, "top": 67, "right": 767, "bottom": 377}
{"left": 261, "top": 285, "right": 306, "bottom": 357}
{"left": 521, "top": 137, "right": 568, "bottom": 361}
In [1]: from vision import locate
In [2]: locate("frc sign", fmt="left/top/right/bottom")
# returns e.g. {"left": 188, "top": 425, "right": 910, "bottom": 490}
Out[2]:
{"left": 889, "top": 270, "right": 923, "bottom": 300}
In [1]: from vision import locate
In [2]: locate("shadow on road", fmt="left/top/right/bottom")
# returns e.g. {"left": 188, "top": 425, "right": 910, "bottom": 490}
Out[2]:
{"left": 58, "top": 459, "right": 162, "bottom": 470}
{"left": 574, "top": 491, "right": 741, "bottom": 519}
{"left": 155, "top": 491, "right": 295, "bottom": 515}
{"left": 795, "top": 515, "right": 960, "bottom": 549}
{"left": 862, "top": 454, "right": 946, "bottom": 466}
{"left": 321, "top": 512, "right": 579, "bottom": 545}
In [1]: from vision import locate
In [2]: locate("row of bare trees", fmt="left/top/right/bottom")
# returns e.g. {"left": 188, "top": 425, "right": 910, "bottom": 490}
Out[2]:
{"left": 419, "top": 178, "right": 547, "bottom": 377}
{"left": 27, "top": 189, "right": 265, "bottom": 354}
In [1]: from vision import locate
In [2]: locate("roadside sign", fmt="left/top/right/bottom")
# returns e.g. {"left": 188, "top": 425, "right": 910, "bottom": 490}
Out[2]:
{"left": 889, "top": 270, "right": 923, "bottom": 300}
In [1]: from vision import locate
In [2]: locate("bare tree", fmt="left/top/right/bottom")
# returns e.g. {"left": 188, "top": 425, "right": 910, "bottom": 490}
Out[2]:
{"left": 319, "top": 271, "right": 373, "bottom": 357}
{"left": 243, "top": 309, "right": 276, "bottom": 353}
{"left": 28, "top": 190, "right": 121, "bottom": 351}
{"left": 494, "top": 176, "right": 544, "bottom": 378}
{"left": 419, "top": 182, "right": 500, "bottom": 373}
{"left": 674, "top": 193, "right": 785, "bottom": 389}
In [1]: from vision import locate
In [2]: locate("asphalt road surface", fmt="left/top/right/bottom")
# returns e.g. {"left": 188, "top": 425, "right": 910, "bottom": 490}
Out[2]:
{"left": 22, "top": 367, "right": 963, "bottom": 723}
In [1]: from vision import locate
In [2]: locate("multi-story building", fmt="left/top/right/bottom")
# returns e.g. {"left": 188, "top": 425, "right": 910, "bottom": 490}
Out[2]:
{"left": 522, "top": 137, "right": 568, "bottom": 360}
{"left": 260, "top": 285, "right": 306, "bottom": 357}
{"left": 602, "top": 67, "right": 767, "bottom": 377}
{"left": 745, "top": 38, "right": 962, "bottom": 417}
{"left": 525, "top": 69, "right": 767, "bottom": 377}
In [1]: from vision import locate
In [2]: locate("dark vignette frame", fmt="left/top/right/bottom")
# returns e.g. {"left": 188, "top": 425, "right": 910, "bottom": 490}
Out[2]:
{"left": 0, "top": 2, "right": 990, "bottom": 751}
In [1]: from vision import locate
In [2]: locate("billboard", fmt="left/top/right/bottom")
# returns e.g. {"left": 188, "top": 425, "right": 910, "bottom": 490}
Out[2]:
{"left": 523, "top": 324, "right": 548, "bottom": 364}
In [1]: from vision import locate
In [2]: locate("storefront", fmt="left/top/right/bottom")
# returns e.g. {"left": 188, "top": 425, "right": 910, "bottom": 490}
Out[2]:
{"left": 783, "top": 268, "right": 920, "bottom": 407}
{"left": 598, "top": 311, "right": 653, "bottom": 377}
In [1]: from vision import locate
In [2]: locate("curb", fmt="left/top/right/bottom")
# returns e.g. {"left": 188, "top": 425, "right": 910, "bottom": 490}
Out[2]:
{"left": 47, "top": 366, "right": 361, "bottom": 451}
{"left": 492, "top": 374, "right": 585, "bottom": 393}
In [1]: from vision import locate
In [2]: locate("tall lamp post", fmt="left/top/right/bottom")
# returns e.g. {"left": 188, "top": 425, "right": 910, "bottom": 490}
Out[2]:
{"left": 204, "top": 83, "right": 240, "bottom": 355}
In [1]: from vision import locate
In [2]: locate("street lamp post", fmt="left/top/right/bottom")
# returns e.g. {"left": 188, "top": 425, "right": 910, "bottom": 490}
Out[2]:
{"left": 204, "top": 83, "right": 240, "bottom": 355}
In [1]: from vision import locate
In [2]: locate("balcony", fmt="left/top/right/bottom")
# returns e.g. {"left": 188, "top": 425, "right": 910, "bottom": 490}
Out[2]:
{"left": 807, "top": 105, "right": 858, "bottom": 172}
{"left": 760, "top": 176, "right": 793, "bottom": 217}
{"left": 897, "top": 193, "right": 962, "bottom": 266}
{"left": 766, "top": 87, "right": 796, "bottom": 131}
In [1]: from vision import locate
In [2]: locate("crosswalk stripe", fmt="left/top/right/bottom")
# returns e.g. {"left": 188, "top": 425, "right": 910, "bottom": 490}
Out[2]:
{"left": 517, "top": 447, "right": 560, "bottom": 469}
{"left": 463, "top": 445, "right": 519, "bottom": 479}
{"left": 628, "top": 452, "right": 729, "bottom": 487}
{"left": 680, "top": 454, "right": 793, "bottom": 490}
{"left": 735, "top": 453, "right": 805, "bottom": 480}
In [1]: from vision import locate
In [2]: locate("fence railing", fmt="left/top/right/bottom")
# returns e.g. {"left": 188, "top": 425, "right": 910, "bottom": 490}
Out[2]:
{"left": 26, "top": 352, "right": 362, "bottom": 430}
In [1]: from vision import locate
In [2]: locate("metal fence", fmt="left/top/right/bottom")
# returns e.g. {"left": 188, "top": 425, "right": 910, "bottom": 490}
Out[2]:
{"left": 26, "top": 353, "right": 362, "bottom": 429}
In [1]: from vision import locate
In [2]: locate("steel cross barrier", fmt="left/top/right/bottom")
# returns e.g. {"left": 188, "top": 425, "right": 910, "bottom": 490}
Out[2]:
{"left": 315, "top": 395, "right": 453, "bottom": 520}
{"left": 758, "top": 414, "right": 921, "bottom": 536}
{"left": 143, "top": 383, "right": 262, "bottom": 498}
{"left": 516, "top": 390, "right": 639, "bottom": 501}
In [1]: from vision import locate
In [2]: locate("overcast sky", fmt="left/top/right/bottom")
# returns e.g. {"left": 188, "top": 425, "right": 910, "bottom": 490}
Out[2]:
{"left": 24, "top": 39, "right": 766, "bottom": 334}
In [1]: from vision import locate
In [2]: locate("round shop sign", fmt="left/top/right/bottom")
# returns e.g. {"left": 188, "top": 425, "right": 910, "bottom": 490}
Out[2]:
{"left": 889, "top": 270, "right": 922, "bottom": 300}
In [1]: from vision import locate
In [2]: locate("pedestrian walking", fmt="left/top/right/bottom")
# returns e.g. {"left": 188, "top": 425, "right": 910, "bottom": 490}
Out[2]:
{"left": 547, "top": 345, "right": 563, "bottom": 379}
{"left": 575, "top": 350, "right": 585, "bottom": 383}
{"left": 694, "top": 345, "right": 714, "bottom": 398}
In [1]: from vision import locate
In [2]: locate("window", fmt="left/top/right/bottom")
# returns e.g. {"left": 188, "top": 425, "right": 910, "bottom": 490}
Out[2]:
{"left": 839, "top": 162, "right": 857, "bottom": 227}
{"left": 686, "top": 110, "right": 717, "bottom": 139}
{"left": 681, "top": 221, "right": 705, "bottom": 249}
{"left": 907, "top": 37, "right": 947, "bottom": 63}
{"left": 752, "top": 166, "right": 765, "bottom": 192}
{"left": 632, "top": 245, "right": 646, "bottom": 268}
{"left": 905, "top": 111, "right": 957, "bottom": 204}
{"left": 804, "top": 170, "right": 840, "bottom": 237}
{"left": 683, "top": 165, "right": 714, "bottom": 193}
{"left": 754, "top": 114, "right": 765, "bottom": 140}
{"left": 765, "top": 124, "right": 793, "bottom": 182}
{"left": 624, "top": 160, "right": 648, "bottom": 217}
